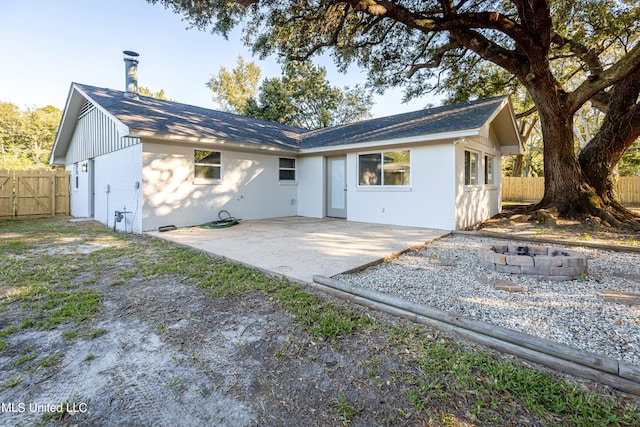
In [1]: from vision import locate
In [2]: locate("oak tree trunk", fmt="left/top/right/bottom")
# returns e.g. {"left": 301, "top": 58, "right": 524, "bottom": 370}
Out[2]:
{"left": 530, "top": 86, "right": 600, "bottom": 216}
{"left": 523, "top": 66, "right": 640, "bottom": 228}
{"left": 578, "top": 69, "right": 640, "bottom": 224}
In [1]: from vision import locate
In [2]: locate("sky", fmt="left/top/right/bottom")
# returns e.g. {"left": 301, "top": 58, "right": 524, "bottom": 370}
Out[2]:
{"left": 0, "top": 0, "right": 437, "bottom": 118}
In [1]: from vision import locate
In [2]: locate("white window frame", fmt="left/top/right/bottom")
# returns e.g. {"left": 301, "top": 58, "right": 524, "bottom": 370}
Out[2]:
{"left": 464, "top": 150, "right": 479, "bottom": 186}
{"left": 484, "top": 155, "right": 495, "bottom": 186}
{"left": 278, "top": 157, "right": 296, "bottom": 182}
{"left": 357, "top": 150, "right": 411, "bottom": 189}
{"left": 193, "top": 149, "right": 222, "bottom": 184}
{"left": 73, "top": 163, "right": 79, "bottom": 190}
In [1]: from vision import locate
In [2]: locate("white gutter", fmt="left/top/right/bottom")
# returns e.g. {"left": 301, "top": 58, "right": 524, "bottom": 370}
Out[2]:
{"left": 299, "top": 129, "right": 481, "bottom": 155}
{"left": 126, "top": 130, "right": 300, "bottom": 155}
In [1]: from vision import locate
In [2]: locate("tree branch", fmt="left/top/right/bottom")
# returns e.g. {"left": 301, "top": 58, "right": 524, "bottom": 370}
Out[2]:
{"left": 348, "top": 19, "right": 397, "bottom": 50}
{"left": 448, "top": 28, "right": 526, "bottom": 77}
{"left": 568, "top": 43, "right": 640, "bottom": 113}
{"left": 288, "top": 5, "right": 349, "bottom": 61}
{"left": 407, "top": 41, "right": 462, "bottom": 78}
{"left": 589, "top": 91, "right": 610, "bottom": 113}
{"left": 340, "top": 1, "right": 528, "bottom": 43}
{"left": 551, "top": 32, "right": 604, "bottom": 76}
{"left": 516, "top": 106, "right": 537, "bottom": 119}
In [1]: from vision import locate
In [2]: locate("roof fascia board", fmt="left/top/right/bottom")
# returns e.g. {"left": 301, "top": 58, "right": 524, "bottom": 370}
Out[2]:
{"left": 489, "top": 96, "right": 524, "bottom": 151}
{"left": 49, "top": 84, "right": 79, "bottom": 164}
{"left": 130, "top": 130, "right": 300, "bottom": 156}
{"left": 506, "top": 97, "right": 525, "bottom": 152}
{"left": 299, "top": 129, "right": 480, "bottom": 155}
{"left": 500, "top": 145, "right": 523, "bottom": 154}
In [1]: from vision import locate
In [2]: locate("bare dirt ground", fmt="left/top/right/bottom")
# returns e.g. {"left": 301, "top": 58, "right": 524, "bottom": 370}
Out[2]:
{"left": 0, "top": 222, "right": 408, "bottom": 426}
{"left": 476, "top": 205, "right": 640, "bottom": 248}
{"left": 1, "top": 218, "right": 639, "bottom": 426}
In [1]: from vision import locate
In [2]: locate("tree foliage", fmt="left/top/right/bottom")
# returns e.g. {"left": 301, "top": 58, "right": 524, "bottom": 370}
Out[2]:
{"left": 149, "top": 0, "right": 640, "bottom": 225}
{"left": 243, "top": 61, "right": 372, "bottom": 129}
{"left": 209, "top": 57, "right": 372, "bottom": 129}
{"left": 619, "top": 142, "right": 640, "bottom": 176}
{"left": 433, "top": 4, "right": 640, "bottom": 178}
{"left": 138, "top": 86, "right": 175, "bottom": 101}
{"left": 0, "top": 103, "right": 62, "bottom": 169}
{"left": 207, "top": 55, "right": 261, "bottom": 112}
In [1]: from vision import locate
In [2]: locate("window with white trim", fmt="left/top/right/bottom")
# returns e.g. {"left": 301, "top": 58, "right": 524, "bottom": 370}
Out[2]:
{"left": 464, "top": 150, "right": 479, "bottom": 185}
{"left": 279, "top": 158, "right": 296, "bottom": 181}
{"left": 194, "top": 150, "right": 221, "bottom": 181}
{"left": 484, "top": 155, "right": 495, "bottom": 185}
{"left": 358, "top": 151, "right": 410, "bottom": 186}
{"left": 74, "top": 163, "right": 79, "bottom": 189}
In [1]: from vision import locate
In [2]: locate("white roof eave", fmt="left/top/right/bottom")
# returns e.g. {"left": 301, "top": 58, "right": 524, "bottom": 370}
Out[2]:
{"left": 127, "top": 129, "right": 301, "bottom": 155}
{"left": 298, "top": 129, "right": 482, "bottom": 155}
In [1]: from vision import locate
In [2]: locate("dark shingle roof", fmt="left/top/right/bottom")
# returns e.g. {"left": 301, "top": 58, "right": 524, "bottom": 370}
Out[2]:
{"left": 300, "top": 97, "right": 506, "bottom": 149}
{"left": 75, "top": 83, "right": 505, "bottom": 151}
{"left": 75, "top": 84, "right": 305, "bottom": 150}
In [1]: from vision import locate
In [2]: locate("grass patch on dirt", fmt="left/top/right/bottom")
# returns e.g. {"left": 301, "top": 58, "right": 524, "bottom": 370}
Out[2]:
{"left": 10, "top": 348, "right": 37, "bottom": 367}
{"left": 134, "top": 243, "right": 372, "bottom": 338}
{"left": 2, "top": 218, "right": 639, "bottom": 425}
{"left": 332, "top": 391, "right": 363, "bottom": 423}
{"left": 16, "top": 284, "right": 101, "bottom": 330}
{"left": 392, "top": 327, "right": 640, "bottom": 426}
{"left": 36, "top": 353, "right": 63, "bottom": 368}
{"left": 3, "top": 374, "right": 23, "bottom": 388}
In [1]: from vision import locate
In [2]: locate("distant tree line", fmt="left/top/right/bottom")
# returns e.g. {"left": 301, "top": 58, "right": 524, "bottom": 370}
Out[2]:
{"left": 0, "top": 87, "right": 173, "bottom": 171}
{"left": 0, "top": 103, "right": 62, "bottom": 170}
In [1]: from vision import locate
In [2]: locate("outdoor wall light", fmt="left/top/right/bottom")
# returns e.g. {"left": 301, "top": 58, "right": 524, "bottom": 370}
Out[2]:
{"left": 82, "top": 163, "right": 88, "bottom": 172}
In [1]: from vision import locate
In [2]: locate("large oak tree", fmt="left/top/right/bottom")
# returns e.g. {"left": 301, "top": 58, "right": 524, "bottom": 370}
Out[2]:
{"left": 149, "top": 0, "right": 640, "bottom": 226}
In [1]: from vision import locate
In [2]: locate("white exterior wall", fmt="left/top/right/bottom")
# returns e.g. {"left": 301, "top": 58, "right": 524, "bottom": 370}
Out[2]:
{"left": 297, "top": 156, "right": 324, "bottom": 218}
{"left": 141, "top": 142, "right": 298, "bottom": 231}
{"left": 93, "top": 145, "right": 143, "bottom": 233}
{"left": 67, "top": 146, "right": 143, "bottom": 233}
{"left": 454, "top": 135, "right": 502, "bottom": 230}
{"left": 345, "top": 145, "right": 457, "bottom": 230}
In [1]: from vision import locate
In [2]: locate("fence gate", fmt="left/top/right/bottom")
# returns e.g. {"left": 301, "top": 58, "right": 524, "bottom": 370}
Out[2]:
{"left": 0, "top": 174, "right": 11, "bottom": 216}
{"left": 0, "top": 170, "right": 70, "bottom": 218}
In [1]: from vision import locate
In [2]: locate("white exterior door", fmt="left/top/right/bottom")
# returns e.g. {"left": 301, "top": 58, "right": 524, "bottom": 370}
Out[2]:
{"left": 326, "top": 156, "right": 347, "bottom": 218}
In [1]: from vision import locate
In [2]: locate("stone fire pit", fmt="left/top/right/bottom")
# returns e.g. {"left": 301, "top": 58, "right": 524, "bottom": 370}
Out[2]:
{"left": 479, "top": 245, "right": 588, "bottom": 280}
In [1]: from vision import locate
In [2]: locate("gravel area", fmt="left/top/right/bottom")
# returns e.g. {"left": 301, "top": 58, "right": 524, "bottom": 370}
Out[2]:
{"left": 335, "top": 234, "right": 640, "bottom": 367}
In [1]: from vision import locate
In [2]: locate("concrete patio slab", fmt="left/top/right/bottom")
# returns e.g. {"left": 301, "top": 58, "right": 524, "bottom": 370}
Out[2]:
{"left": 147, "top": 217, "right": 449, "bottom": 284}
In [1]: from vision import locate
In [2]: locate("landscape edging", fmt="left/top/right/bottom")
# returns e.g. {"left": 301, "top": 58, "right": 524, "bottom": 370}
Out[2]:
{"left": 452, "top": 230, "right": 640, "bottom": 253}
{"left": 312, "top": 275, "right": 640, "bottom": 395}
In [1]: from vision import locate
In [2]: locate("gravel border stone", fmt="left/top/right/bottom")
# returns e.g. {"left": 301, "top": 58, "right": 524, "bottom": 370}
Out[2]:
{"left": 335, "top": 234, "right": 640, "bottom": 368}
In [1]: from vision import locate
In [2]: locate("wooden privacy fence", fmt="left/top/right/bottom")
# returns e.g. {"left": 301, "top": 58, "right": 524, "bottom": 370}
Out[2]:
{"left": 0, "top": 170, "right": 70, "bottom": 218}
{"left": 503, "top": 175, "right": 640, "bottom": 205}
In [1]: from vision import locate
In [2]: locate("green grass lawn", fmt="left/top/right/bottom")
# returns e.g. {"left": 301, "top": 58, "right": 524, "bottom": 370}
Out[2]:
{"left": 1, "top": 217, "right": 639, "bottom": 426}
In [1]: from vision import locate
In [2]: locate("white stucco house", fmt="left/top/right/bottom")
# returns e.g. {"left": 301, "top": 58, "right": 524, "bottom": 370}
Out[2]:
{"left": 50, "top": 80, "right": 523, "bottom": 233}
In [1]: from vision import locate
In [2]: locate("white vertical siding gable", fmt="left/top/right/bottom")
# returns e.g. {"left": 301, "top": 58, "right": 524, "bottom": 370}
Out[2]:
{"left": 65, "top": 99, "right": 139, "bottom": 164}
